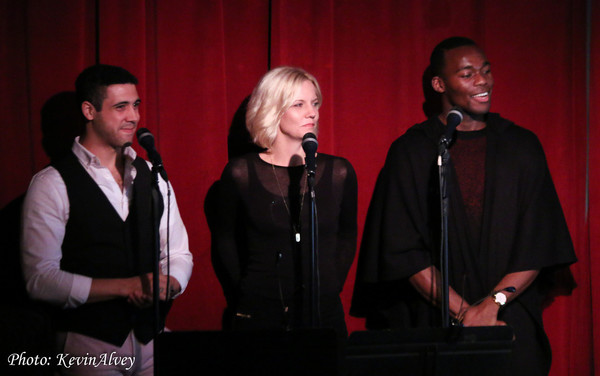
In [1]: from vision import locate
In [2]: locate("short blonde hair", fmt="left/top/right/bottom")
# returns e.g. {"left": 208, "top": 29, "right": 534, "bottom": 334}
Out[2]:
{"left": 246, "top": 66, "right": 322, "bottom": 148}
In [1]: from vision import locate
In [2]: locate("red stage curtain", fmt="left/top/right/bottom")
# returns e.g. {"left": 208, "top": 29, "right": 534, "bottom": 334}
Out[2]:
{"left": 589, "top": 1, "right": 600, "bottom": 374}
{"left": 0, "top": 1, "right": 595, "bottom": 374}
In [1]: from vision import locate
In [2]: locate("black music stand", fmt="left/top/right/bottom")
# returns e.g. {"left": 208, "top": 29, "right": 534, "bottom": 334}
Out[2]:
{"left": 346, "top": 326, "right": 513, "bottom": 376}
{"left": 157, "top": 328, "right": 339, "bottom": 376}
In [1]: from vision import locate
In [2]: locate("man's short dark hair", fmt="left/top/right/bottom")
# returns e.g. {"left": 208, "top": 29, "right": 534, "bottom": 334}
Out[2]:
{"left": 429, "top": 37, "right": 478, "bottom": 77}
{"left": 75, "top": 64, "right": 138, "bottom": 111}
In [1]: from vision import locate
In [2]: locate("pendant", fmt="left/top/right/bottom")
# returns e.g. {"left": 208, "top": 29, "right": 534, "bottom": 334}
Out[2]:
{"left": 295, "top": 232, "right": 301, "bottom": 243}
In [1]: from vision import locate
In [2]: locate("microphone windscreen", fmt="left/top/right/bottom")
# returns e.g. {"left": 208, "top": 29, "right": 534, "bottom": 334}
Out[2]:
{"left": 136, "top": 128, "right": 155, "bottom": 149}
{"left": 302, "top": 133, "right": 318, "bottom": 175}
{"left": 445, "top": 108, "right": 463, "bottom": 141}
{"left": 446, "top": 109, "right": 463, "bottom": 127}
{"left": 302, "top": 132, "right": 318, "bottom": 154}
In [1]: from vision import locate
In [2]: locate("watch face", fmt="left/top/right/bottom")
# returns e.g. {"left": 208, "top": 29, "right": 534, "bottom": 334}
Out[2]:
{"left": 494, "top": 292, "right": 507, "bottom": 306}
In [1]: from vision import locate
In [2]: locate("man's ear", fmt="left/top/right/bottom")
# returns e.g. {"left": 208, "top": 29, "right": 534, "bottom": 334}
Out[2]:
{"left": 431, "top": 76, "right": 446, "bottom": 94}
{"left": 81, "top": 101, "right": 96, "bottom": 121}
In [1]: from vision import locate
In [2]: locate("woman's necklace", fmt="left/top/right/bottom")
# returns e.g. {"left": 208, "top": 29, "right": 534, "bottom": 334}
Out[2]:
{"left": 271, "top": 156, "right": 306, "bottom": 243}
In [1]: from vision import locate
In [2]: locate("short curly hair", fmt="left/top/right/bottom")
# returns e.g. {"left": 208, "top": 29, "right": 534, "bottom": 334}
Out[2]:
{"left": 245, "top": 66, "right": 322, "bottom": 148}
{"left": 430, "top": 36, "right": 478, "bottom": 77}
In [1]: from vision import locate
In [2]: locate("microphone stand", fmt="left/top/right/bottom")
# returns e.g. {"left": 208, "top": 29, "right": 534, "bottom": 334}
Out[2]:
{"left": 438, "top": 136, "right": 451, "bottom": 328}
{"left": 149, "top": 165, "right": 164, "bottom": 376}
{"left": 306, "top": 170, "right": 320, "bottom": 328}
{"left": 136, "top": 129, "right": 170, "bottom": 376}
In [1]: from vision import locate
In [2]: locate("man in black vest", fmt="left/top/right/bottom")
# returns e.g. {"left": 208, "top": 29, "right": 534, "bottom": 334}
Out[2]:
{"left": 21, "top": 64, "right": 193, "bottom": 375}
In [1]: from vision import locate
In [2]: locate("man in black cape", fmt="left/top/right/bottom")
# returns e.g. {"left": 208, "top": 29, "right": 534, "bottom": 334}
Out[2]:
{"left": 350, "top": 37, "right": 577, "bottom": 376}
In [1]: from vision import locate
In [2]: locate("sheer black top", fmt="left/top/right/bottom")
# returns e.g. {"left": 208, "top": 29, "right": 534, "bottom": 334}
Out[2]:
{"left": 214, "top": 152, "right": 357, "bottom": 311}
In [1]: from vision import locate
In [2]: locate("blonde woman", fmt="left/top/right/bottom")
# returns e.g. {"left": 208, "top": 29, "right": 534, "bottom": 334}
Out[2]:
{"left": 214, "top": 67, "right": 357, "bottom": 337}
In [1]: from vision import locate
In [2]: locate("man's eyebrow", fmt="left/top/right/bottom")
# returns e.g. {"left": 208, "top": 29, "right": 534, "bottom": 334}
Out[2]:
{"left": 455, "top": 61, "right": 491, "bottom": 72}
{"left": 112, "top": 99, "right": 141, "bottom": 108}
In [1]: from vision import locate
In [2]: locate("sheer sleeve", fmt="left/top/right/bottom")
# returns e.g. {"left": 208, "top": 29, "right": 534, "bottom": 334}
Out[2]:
{"left": 333, "top": 158, "right": 358, "bottom": 290}
{"left": 213, "top": 159, "right": 248, "bottom": 303}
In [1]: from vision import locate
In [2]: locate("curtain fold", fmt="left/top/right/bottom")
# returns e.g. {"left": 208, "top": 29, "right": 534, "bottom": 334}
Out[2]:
{"left": 588, "top": 0, "right": 600, "bottom": 373}
{"left": 0, "top": 1, "right": 595, "bottom": 374}
{"left": 0, "top": 1, "right": 31, "bottom": 202}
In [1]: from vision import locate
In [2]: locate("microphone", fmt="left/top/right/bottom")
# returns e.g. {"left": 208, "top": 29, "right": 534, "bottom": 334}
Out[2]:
{"left": 302, "top": 132, "right": 318, "bottom": 176}
{"left": 136, "top": 128, "right": 169, "bottom": 182}
{"left": 444, "top": 107, "right": 463, "bottom": 145}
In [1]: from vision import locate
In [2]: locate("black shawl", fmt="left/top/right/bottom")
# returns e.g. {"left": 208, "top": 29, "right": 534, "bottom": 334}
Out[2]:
{"left": 350, "top": 113, "right": 576, "bottom": 373}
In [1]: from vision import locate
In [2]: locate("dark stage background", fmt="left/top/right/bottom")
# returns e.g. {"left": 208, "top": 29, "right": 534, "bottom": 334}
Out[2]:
{"left": 1, "top": 1, "right": 597, "bottom": 375}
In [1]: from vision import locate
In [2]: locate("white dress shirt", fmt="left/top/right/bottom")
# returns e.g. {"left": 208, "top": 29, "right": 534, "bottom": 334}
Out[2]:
{"left": 21, "top": 137, "right": 193, "bottom": 308}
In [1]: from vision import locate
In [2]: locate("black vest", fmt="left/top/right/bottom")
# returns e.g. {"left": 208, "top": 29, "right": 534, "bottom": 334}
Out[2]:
{"left": 53, "top": 152, "right": 165, "bottom": 346}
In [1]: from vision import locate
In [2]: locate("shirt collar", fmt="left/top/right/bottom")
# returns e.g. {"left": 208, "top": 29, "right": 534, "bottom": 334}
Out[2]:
{"left": 72, "top": 136, "right": 138, "bottom": 168}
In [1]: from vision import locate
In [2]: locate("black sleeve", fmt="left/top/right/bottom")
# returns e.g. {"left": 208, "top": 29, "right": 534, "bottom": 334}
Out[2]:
{"left": 350, "top": 134, "right": 438, "bottom": 319}
{"left": 359, "top": 135, "right": 437, "bottom": 284}
{"left": 212, "top": 161, "right": 245, "bottom": 304}
{"left": 334, "top": 158, "right": 358, "bottom": 290}
{"left": 505, "top": 134, "right": 577, "bottom": 272}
